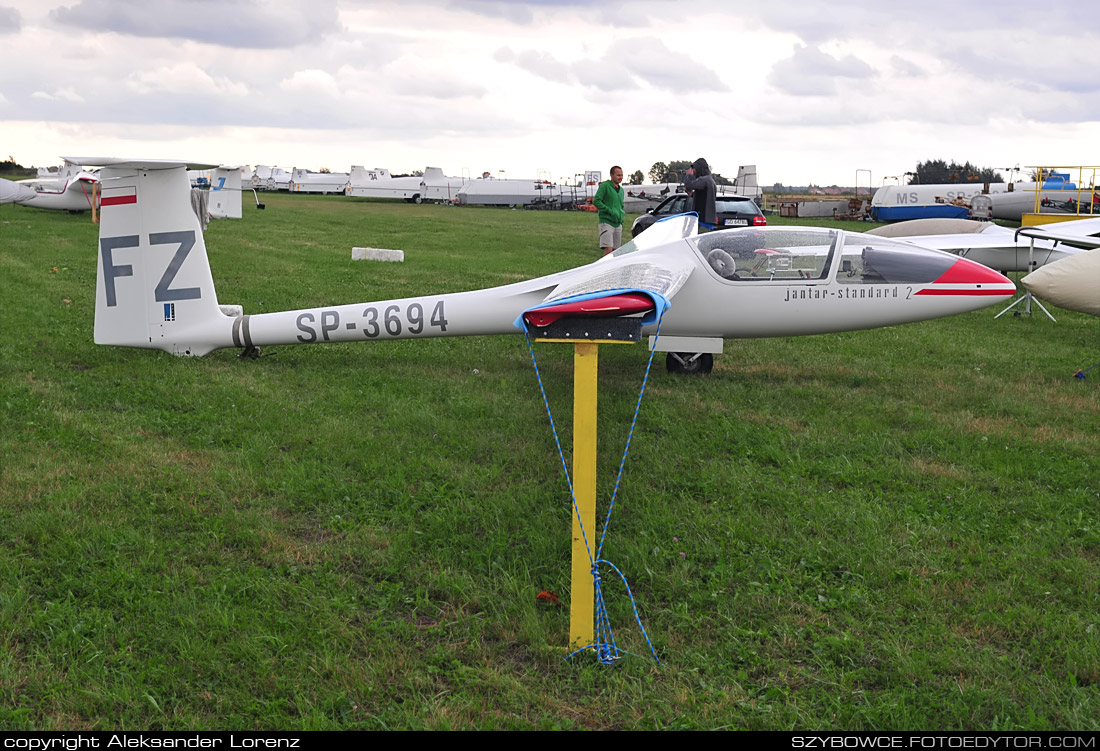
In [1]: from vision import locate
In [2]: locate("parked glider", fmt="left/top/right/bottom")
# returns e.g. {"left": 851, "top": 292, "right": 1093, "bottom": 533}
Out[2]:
{"left": 1, "top": 177, "right": 37, "bottom": 205}
{"left": 14, "top": 161, "right": 99, "bottom": 212}
{"left": 867, "top": 217, "right": 1100, "bottom": 273}
{"left": 78, "top": 158, "right": 1017, "bottom": 373}
{"left": 1019, "top": 227, "right": 1100, "bottom": 316}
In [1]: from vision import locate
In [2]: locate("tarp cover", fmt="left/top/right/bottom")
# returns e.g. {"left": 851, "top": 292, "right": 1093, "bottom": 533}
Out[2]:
{"left": 515, "top": 289, "right": 671, "bottom": 331}
{"left": 1022, "top": 249, "right": 1100, "bottom": 316}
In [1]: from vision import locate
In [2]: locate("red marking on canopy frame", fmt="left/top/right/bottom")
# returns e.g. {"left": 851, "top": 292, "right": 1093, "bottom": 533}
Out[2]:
{"left": 523, "top": 292, "right": 655, "bottom": 327}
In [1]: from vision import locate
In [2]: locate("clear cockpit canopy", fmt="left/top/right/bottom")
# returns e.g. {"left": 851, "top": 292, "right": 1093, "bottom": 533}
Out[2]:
{"left": 689, "top": 226, "right": 962, "bottom": 284}
{"left": 612, "top": 213, "right": 699, "bottom": 258}
{"left": 693, "top": 227, "right": 837, "bottom": 281}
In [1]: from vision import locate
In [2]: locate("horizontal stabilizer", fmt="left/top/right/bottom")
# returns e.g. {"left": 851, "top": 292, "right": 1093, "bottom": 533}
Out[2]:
{"left": 65, "top": 157, "right": 219, "bottom": 171}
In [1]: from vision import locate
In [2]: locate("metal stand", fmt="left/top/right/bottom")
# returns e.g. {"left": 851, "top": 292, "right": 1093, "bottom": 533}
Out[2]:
{"left": 569, "top": 340, "right": 598, "bottom": 649}
{"left": 532, "top": 317, "right": 640, "bottom": 651}
{"left": 995, "top": 237, "right": 1056, "bottom": 322}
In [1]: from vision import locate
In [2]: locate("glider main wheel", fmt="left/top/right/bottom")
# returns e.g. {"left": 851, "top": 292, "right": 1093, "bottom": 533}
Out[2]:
{"left": 666, "top": 352, "right": 713, "bottom": 375}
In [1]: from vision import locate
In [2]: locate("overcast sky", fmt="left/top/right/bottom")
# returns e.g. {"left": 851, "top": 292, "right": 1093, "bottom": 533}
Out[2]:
{"left": 2, "top": 0, "right": 1098, "bottom": 186}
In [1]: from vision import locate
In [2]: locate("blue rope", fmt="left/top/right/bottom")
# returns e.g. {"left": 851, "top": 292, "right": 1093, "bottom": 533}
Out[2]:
{"left": 523, "top": 295, "right": 664, "bottom": 665}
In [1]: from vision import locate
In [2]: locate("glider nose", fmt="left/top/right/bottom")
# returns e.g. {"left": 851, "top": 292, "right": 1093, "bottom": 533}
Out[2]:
{"left": 916, "top": 257, "right": 1016, "bottom": 298}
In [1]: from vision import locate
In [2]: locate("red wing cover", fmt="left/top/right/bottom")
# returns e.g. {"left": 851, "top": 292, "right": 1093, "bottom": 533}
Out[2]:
{"left": 523, "top": 292, "right": 655, "bottom": 327}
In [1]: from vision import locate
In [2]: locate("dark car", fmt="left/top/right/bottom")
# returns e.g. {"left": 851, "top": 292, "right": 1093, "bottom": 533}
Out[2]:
{"left": 631, "top": 193, "right": 766, "bottom": 238}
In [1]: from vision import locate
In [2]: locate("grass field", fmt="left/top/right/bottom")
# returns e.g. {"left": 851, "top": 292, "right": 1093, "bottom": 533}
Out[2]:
{"left": 1, "top": 194, "right": 1098, "bottom": 730}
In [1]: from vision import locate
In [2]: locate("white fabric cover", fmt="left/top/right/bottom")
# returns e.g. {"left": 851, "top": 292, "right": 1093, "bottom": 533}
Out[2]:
{"left": 1022, "top": 249, "right": 1100, "bottom": 316}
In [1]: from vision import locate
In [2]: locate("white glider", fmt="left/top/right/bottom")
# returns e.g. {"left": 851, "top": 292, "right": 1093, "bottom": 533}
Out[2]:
{"left": 14, "top": 161, "right": 99, "bottom": 212}
{"left": 79, "top": 158, "right": 1017, "bottom": 373}
{"left": 1019, "top": 228, "right": 1100, "bottom": 317}
{"left": 867, "top": 217, "right": 1100, "bottom": 273}
{"left": 1, "top": 177, "right": 37, "bottom": 205}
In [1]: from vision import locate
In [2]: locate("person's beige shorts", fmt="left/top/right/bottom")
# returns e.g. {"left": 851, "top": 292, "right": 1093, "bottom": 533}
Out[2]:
{"left": 598, "top": 223, "right": 622, "bottom": 249}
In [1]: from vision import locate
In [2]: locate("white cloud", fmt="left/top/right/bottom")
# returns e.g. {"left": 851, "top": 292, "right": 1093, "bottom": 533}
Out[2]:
{"left": 890, "top": 56, "right": 924, "bottom": 78}
{"left": 127, "top": 62, "right": 248, "bottom": 97}
{"left": 447, "top": 0, "right": 534, "bottom": 25}
{"left": 0, "top": 5, "right": 20, "bottom": 33}
{"left": 50, "top": 0, "right": 341, "bottom": 48}
{"left": 609, "top": 37, "right": 727, "bottom": 93}
{"left": 767, "top": 44, "right": 875, "bottom": 96}
{"left": 494, "top": 36, "right": 724, "bottom": 94}
{"left": 571, "top": 60, "right": 636, "bottom": 92}
{"left": 513, "top": 50, "right": 572, "bottom": 84}
{"left": 30, "top": 87, "right": 85, "bottom": 103}
{"left": 279, "top": 69, "right": 342, "bottom": 99}
{"left": 379, "top": 69, "right": 486, "bottom": 100}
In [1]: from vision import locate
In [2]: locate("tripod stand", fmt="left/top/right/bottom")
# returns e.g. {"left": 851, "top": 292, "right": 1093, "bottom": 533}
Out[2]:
{"left": 994, "top": 235, "right": 1057, "bottom": 322}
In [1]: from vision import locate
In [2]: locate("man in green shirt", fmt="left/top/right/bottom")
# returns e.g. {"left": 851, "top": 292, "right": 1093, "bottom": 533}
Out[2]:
{"left": 593, "top": 165, "right": 625, "bottom": 255}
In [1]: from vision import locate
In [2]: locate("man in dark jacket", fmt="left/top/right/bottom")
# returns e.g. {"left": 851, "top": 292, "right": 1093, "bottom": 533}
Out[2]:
{"left": 683, "top": 157, "right": 717, "bottom": 228}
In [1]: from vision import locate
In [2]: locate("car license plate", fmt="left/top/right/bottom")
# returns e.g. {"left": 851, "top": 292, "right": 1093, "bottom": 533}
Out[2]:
{"left": 724, "top": 218, "right": 748, "bottom": 226}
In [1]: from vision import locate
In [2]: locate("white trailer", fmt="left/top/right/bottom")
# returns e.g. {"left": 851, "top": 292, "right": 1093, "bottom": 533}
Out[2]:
{"left": 421, "top": 167, "right": 469, "bottom": 203}
{"left": 288, "top": 168, "right": 349, "bottom": 195}
{"left": 252, "top": 165, "right": 292, "bottom": 191}
{"left": 345, "top": 166, "right": 425, "bottom": 202}
{"left": 456, "top": 178, "right": 561, "bottom": 207}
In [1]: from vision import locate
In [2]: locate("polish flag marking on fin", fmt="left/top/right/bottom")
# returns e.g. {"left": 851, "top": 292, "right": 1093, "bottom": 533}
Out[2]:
{"left": 100, "top": 186, "right": 137, "bottom": 207}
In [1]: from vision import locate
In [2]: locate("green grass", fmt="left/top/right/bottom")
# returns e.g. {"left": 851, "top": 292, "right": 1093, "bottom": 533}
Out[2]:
{"left": 1, "top": 194, "right": 1098, "bottom": 730}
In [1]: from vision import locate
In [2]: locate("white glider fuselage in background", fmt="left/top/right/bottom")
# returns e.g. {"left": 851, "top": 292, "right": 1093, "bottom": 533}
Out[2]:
{"left": 867, "top": 217, "right": 1100, "bottom": 272}
{"left": 1018, "top": 227, "right": 1100, "bottom": 317}
{"left": 82, "top": 159, "right": 1017, "bottom": 359}
{"left": 1, "top": 177, "right": 38, "bottom": 204}
{"left": 14, "top": 162, "right": 99, "bottom": 211}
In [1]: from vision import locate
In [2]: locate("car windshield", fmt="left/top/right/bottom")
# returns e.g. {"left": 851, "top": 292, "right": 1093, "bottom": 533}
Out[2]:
{"left": 656, "top": 195, "right": 690, "bottom": 215}
{"left": 612, "top": 213, "right": 699, "bottom": 257}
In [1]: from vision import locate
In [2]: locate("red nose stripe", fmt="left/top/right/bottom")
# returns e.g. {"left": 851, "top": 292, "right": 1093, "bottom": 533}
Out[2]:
{"left": 915, "top": 288, "right": 1014, "bottom": 296}
{"left": 915, "top": 258, "right": 1015, "bottom": 296}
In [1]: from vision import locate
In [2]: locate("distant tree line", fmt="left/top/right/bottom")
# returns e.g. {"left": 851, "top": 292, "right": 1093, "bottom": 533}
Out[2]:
{"left": 627, "top": 158, "right": 1006, "bottom": 190}
{"left": 1, "top": 157, "right": 27, "bottom": 174}
{"left": 642, "top": 160, "right": 733, "bottom": 186}
{"left": 912, "top": 159, "right": 1004, "bottom": 184}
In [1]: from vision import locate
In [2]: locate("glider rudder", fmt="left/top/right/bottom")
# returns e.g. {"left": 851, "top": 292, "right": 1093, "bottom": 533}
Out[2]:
{"left": 94, "top": 163, "right": 229, "bottom": 356}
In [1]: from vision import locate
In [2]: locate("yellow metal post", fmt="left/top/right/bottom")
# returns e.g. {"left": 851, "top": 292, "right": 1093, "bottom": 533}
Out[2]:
{"left": 570, "top": 340, "right": 599, "bottom": 648}
{"left": 535, "top": 331, "right": 634, "bottom": 652}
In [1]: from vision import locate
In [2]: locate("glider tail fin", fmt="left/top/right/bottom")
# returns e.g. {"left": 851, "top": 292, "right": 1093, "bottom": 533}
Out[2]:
{"left": 94, "top": 163, "right": 230, "bottom": 356}
{"left": 209, "top": 166, "right": 243, "bottom": 219}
